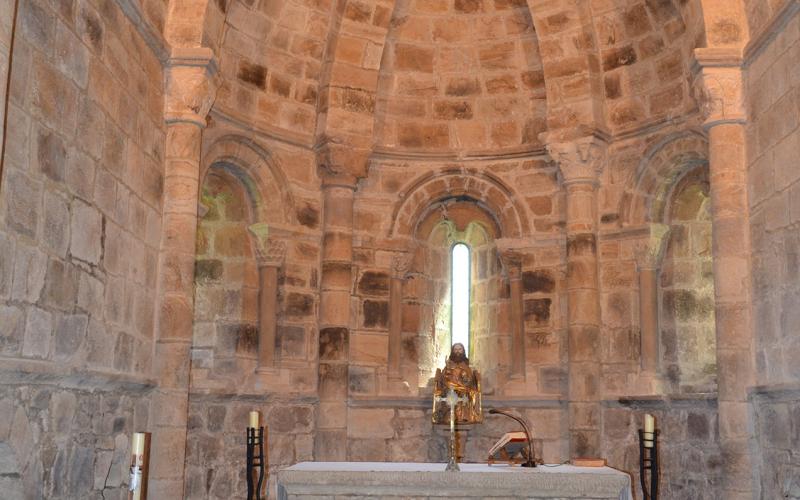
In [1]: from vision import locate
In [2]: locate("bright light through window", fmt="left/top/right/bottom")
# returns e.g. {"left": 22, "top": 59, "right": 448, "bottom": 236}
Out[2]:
{"left": 451, "top": 243, "right": 470, "bottom": 352}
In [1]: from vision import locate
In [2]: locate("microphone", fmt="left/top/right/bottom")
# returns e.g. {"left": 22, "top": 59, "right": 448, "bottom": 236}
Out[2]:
{"left": 488, "top": 408, "right": 536, "bottom": 467}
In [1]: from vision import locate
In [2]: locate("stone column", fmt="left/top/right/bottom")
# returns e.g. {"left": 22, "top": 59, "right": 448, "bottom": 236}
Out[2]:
{"left": 547, "top": 138, "right": 606, "bottom": 458}
{"left": 314, "top": 144, "right": 367, "bottom": 461}
{"left": 693, "top": 48, "right": 755, "bottom": 499}
{"left": 634, "top": 224, "right": 670, "bottom": 378}
{"left": 498, "top": 250, "right": 525, "bottom": 379}
{"left": 149, "top": 48, "right": 217, "bottom": 498}
{"left": 248, "top": 224, "right": 286, "bottom": 372}
{"left": 388, "top": 252, "right": 411, "bottom": 380}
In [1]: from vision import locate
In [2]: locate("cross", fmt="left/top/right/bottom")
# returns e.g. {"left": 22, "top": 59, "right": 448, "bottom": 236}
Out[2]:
{"left": 434, "top": 388, "right": 468, "bottom": 471}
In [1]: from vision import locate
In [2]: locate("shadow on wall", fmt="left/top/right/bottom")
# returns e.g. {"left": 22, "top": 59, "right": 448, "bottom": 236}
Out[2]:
{"left": 659, "top": 166, "right": 716, "bottom": 393}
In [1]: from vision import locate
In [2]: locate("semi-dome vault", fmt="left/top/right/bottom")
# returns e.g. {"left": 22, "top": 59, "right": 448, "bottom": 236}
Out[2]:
{"left": 2, "top": 0, "right": 797, "bottom": 499}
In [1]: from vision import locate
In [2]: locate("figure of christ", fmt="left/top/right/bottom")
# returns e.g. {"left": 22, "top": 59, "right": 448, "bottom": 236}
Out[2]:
{"left": 433, "top": 343, "right": 482, "bottom": 425}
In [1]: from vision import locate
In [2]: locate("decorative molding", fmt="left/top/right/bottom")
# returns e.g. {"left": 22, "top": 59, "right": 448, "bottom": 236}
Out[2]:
{"left": 209, "top": 107, "right": 315, "bottom": 149}
{"left": 371, "top": 144, "right": 548, "bottom": 163}
{"left": 748, "top": 382, "right": 800, "bottom": 402}
{"left": 599, "top": 225, "right": 651, "bottom": 241}
{"left": 188, "top": 390, "right": 319, "bottom": 403}
{"left": 692, "top": 47, "right": 744, "bottom": 68}
{"left": 167, "top": 47, "right": 219, "bottom": 72}
{"left": 611, "top": 393, "right": 718, "bottom": 409}
{"left": 612, "top": 110, "right": 704, "bottom": 143}
{"left": 0, "top": 357, "right": 157, "bottom": 393}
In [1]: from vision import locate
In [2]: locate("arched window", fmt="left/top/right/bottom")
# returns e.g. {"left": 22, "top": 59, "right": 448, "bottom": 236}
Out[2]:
{"left": 451, "top": 243, "right": 471, "bottom": 352}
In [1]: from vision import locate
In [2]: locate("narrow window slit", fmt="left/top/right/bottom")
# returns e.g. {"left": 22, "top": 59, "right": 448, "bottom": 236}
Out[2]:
{"left": 451, "top": 243, "right": 471, "bottom": 352}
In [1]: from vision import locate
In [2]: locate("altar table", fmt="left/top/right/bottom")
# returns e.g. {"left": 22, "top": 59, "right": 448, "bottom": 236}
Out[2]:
{"left": 277, "top": 462, "right": 633, "bottom": 499}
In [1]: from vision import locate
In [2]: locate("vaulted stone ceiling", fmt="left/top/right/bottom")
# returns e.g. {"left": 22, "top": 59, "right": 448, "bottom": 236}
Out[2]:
{"left": 196, "top": 0, "right": 713, "bottom": 153}
{"left": 372, "top": 0, "right": 547, "bottom": 153}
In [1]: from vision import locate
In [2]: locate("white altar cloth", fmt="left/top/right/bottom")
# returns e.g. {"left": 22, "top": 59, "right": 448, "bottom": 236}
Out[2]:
{"left": 278, "top": 462, "right": 633, "bottom": 499}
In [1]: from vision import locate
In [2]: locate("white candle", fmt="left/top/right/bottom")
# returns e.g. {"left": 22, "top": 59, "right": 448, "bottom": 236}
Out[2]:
{"left": 131, "top": 432, "right": 145, "bottom": 462}
{"left": 644, "top": 414, "right": 654, "bottom": 433}
{"left": 643, "top": 414, "right": 655, "bottom": 448}
{"left": 249, "top": 411, "right": 260, "bottom": 429}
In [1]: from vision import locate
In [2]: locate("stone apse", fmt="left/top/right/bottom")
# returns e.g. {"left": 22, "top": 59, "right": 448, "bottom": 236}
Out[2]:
{"left": 0, "top": 0, "right": 799, "bottom": 499}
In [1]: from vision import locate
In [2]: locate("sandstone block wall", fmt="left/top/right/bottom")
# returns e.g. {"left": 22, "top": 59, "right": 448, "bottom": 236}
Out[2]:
{"left": 747, "top": 4, "right": 800, "bottom": 391}
{"left": 190, "top": 123, "right": 323, "bottom": 394}
{"left": 185, "top": 122, "right": 324, "bottom": 497}
{"left": 603, "top": 399, "right": 721, "bottom": 500}
{"left": 746, "top": 6, "right": 800, "bottom": 498}
{"left": 352, "top": 157, "right": 565, "bottom": 399}
{"left": 0, "top": 0, "right": 11, "bottom": 148}
{"left": 0, "top": 0, "right": 165, "bottom": 494}
{"left": 203, "top": 0, "right": 332, "bottom": 138}
{"left": 3, "top": 0, "right": 796, "bottom": 498}
{"left": 0, "top": 382, "right": 151, "bottom": 499}
{"left": 185, "top": 397, "right": 315, "bottom": 500}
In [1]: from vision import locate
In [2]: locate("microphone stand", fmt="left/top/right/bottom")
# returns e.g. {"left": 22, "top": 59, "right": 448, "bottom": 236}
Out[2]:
{"left": 488, "top": 409, "right": 536, "bottom": 467}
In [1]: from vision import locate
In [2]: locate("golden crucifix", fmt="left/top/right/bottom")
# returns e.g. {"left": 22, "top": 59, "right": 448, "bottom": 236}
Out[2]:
{"left": 434, "top": 387, "right": 469, "bottom": 471}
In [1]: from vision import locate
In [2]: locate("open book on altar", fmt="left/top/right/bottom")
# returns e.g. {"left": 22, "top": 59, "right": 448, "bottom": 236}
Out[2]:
{"left": 487, "top": 431, "right": 528, "bottom": 463}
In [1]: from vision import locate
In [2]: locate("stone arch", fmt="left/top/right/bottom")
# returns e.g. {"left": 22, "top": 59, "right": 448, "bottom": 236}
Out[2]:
{"left": 620, "top": 131, "right": 709, "bottom": 226}
{"left": 201, "top": 135, "right": 296, "bottom": 225}
{"left": 658, "top": 163, "right": 717, "bottom": 392}
{"left": 165, "top": 0, "right": 214, "bottom": 49}
{"left": 697, "top": 0, "right": 750, "bottom": 48}
{"left": 313, "top": 0, "right": 398, "bottom": 161}
{"left": 525, "top": 0, "right": 606, "bottom": 137}
{"left": 389, "top": 168, "right": 529, "bottom": 239}
{"left": 372, "top": 0, "right": 548, "bottom": 153}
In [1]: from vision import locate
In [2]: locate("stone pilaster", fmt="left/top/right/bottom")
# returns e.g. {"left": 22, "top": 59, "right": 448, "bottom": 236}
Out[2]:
{"left": 498, "top": 248, "right": 525, "bottom": 380}
{"left": 388, "top": 252, "right": 412, "bottom": 380}
{"left": 149, "top": 47, "right": 217, "bottom": 498}
{"left": 547, "top": 137, "right": 606, "bottom": 458}
{"left": 314, "top": 143, "right": 368, "bottom": 461}
{"left": 693, "top": 48, "right": 755, "bottom": 500}
{"left": 634, "top": 224, "right": 670, "bottom": 383}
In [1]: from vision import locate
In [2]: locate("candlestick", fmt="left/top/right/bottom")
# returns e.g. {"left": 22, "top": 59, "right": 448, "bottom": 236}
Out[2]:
{"left": 643, "top": 414, "right": 655, "bottom": 448}
{"left": 249, "top": 411, "right": 260, "bottom": 429}
{"left": 638, "top": 429, "right": 660, "bottom": 500}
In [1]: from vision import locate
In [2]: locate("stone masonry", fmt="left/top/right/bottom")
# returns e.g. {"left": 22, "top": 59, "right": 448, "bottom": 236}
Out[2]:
{"left": 0, "top": 0, "right": 798, "bottom": 499}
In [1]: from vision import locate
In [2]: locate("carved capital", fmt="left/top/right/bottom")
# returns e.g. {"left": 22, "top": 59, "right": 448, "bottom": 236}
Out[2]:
{"left": 692, "top": 48, "right": 745, "bottom": 128}
{"left": 248, "top": 223, "right": 286, "bottom": 267}
{"left": 391, "top": 252, "right": 413, "bottom": 279}
{"left": 499, "top": 253, "right": 523, "bottom": 280}
{"left": 546, "top": 136, "right": 607, "bottom": 186}
{"left": 634, "top": 223, "right": 671, "bottom": 270}
{"left": 496, "top": 239, "right": 526, "bottom": 281}
{"left": 165, "top": 48, "right": 220, "bottom": 127}
{"left": 258, "top": 240, "right": 287, "bottom": 268}
{"left": 316, "top": 141, "right": 371, "bottom": 187}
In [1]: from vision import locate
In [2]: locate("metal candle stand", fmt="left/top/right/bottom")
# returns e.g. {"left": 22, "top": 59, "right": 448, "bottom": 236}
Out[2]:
{"left": 638, "top": 429, "right": 660, "bottom": 500}
{"left": 246, "top": 427, "right": 266, "bottom": 500}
